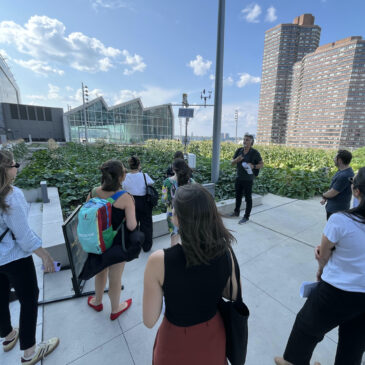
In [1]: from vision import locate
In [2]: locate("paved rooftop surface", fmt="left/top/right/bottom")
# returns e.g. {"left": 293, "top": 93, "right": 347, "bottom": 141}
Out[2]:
{"left": 3, "top": 194, "right": 364, "bottom": 365}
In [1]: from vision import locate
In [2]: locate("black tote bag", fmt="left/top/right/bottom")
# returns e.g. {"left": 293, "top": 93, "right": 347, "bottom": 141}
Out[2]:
{"left": 218, "top": 248, "right": 249, "bottom": 365}
{"left": 143, "top": 173, "right": 159, "bottom": 208}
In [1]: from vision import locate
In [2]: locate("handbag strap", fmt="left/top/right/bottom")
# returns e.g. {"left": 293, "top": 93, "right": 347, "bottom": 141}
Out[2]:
{"left": 0, "top": 228, "right": 10, "bottom": 243}
{"left": 227, "top": 247, "right": 243, "bottom": 304}
{"left": 142, "top": 172, "right": 148, "bottom": 188}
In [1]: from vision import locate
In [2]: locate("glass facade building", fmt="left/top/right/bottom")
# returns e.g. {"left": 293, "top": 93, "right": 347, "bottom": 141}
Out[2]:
{"left": 0, "top": 54, "right": 21, "bottom": 104}
{"left": 64, "top": 97, "right": 173, "bottom": 143}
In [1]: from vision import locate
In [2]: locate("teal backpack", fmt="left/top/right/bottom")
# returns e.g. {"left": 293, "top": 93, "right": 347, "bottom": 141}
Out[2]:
{"left": 77, "top": 189, "right": 126, "bottom": 255}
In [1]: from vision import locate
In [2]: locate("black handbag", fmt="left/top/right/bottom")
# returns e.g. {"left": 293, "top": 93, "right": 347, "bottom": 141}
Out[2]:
{"left": 79, "top": 221, "right": 144, "bottom": 281}
{"left": 218, "top": 248, "right": 249, "bottom": 365}
{"left": 143, "top": 173, "right": 159, "bottom": 208}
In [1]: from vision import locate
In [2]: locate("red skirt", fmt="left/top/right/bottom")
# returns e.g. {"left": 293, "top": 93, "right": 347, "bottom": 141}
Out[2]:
{"left": 153, "top": 312, "right": 228, "bottom": 365}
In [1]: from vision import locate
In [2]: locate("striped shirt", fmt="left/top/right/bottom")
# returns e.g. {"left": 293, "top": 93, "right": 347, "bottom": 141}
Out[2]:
{"left": 0, "top": 186, "right": 42, "bottom": 266}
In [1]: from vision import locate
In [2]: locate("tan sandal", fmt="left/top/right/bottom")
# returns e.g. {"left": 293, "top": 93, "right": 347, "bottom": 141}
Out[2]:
{"left": 2, "top": 327, "right": 19, "bottom": 352}
{"left": 21, "top": 337, "right": 59, "bottom": 365}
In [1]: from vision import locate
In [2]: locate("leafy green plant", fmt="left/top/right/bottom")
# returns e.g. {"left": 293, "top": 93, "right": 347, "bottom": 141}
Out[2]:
{"left": 15, "top": 141, "right": 365, "bottom": 218}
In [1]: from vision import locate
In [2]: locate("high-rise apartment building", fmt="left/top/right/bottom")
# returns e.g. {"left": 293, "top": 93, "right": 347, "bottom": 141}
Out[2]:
{"left": 0, "top": 54, "right": 21, "bottom": 104}
{"left": 286, "top": 36, "right": 365, "bottom": 149}
{"left": 257, "top": 14, "right": 321, "bottom": 144}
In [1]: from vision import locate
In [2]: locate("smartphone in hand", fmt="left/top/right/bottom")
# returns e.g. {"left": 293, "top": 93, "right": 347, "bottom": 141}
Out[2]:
{"left": 42, "top": 261, "right": 61, "bottom": 272}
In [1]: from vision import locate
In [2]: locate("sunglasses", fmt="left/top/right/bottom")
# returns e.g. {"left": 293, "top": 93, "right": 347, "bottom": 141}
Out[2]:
{"left": 8, "top": 163, "right": 20, "bottom": 168}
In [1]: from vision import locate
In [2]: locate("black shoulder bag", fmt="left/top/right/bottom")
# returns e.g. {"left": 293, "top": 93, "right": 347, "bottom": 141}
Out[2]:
{"left": 143, "top": 173, "right": 159, "bottom": 208}
{"left": 218, "top": 248, "right": 250, "bottom": 365}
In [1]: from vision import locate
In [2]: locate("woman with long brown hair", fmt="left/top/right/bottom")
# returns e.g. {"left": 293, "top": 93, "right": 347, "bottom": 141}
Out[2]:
{"left": 83, "top": 160, "right": 137, "bottom": 320}
{"left": 0, "top": 150, "right": 59, "bottom": 364}
{"left": 143, "top": 184, "right": 241, "bottom": 365}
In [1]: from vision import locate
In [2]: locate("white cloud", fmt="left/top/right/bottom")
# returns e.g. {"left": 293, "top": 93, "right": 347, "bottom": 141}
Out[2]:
{"left": 114, "top": 86, "right": 181, "bottom": 107}
{"left": 48, "top": 84, "right": 60, "bottom": 99}
{"left": 241, "top": 3, "right": 262, "bottom": 23}
{"left": 122, "top": 50, "right": 146, "bottom": 75}
{"left": 209, "top": 74, "right": 215, "bottom": 81}
{"left": 236, "top": 73, "right": 261, "bottom": 88}
{"left": 0, "top": 49, "right": 10, "bottom": 60}
{"left": 224, "top": 76, "right": 234, "bottom": 86}
{"left": 265, "top": 6, "right": 277, "bottom": 22}
{"left": 174, "top": 102, "right": 258, "bottom": 137}
{"left": 0, "top": 15, "right": 145, "bottom": 75}
{"left": 65, "top": 86, "right": 74, "bottom": 92}
{"left": 188, "top": 55, "right": 212, "bottom": 76}
{"left": 14, "top": 59, "right": 64, "bottom": 76}
{"left": 91, "top": 0, "right": 131, "bottom": 10}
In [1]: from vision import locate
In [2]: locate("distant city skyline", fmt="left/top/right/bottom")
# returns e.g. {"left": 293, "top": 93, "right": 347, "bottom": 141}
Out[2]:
{"left": 0, "top": 0, "right": 364, "bottom": 137}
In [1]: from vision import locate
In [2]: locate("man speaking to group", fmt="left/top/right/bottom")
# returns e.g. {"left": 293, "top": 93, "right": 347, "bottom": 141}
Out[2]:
{"left": 231, "top": 134, "right": 264, "bottom": 224}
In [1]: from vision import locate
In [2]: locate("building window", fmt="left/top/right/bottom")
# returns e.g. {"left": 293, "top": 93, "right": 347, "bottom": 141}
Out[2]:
{"left": 9, "top": 104, "right": 19, "bottom": 119}
{"left": 27, "top": 106, "right": 36, "bottom": 120}
{"left": 44, "top": 108, "right": 52, "bottom": 121}
{"left": 36, "top": 107, "right": 44, "bottom": 121}
{"left": 19, "top": 105, "right": 28, "bottom": 120}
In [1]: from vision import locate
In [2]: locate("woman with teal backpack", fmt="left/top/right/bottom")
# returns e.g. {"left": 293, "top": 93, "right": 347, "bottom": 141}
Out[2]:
{"left": 82, "top": 160, "right": 137, "bottom": 320}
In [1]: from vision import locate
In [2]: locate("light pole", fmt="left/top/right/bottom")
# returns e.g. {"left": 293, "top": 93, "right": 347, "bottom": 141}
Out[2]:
{"left": 81, "top": 82, "right": 89, "bottom": 143}
{"left": 235, "top": 109, "right": 238, "bottom": 144}
{"left": 211, "top": 0, "right": 226, "bottom": 183}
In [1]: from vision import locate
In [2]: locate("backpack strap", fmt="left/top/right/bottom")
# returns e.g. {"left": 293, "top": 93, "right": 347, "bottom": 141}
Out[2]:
{"left": 0, "top": 227, "right": 16, "bottom": 243}
{"left": 143, "top": 173, "right": 148, "bottom": 188}
{"left": 107, "top": 190, "right": 126, "bottom": 204}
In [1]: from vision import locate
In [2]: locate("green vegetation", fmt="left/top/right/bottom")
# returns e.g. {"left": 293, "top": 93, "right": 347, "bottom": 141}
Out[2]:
{"left": 15, "top": 140, "right": 365, "bottom": 218}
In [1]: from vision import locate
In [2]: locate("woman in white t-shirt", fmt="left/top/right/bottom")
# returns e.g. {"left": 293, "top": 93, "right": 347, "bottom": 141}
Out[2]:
{"left": 275, "top": 167, "right": 365, "bottom": 365}
{"left": 123, "top": 156, "right": 154, "bottom": 252}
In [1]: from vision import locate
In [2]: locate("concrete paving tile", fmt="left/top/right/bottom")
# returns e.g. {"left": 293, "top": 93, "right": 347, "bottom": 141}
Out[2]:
{"left": 65, "top": 335, "right": 134, "bottom": 365}
{"left": 240, "top": 238, "right": 319, "bottom": 314}
{"left": 250, "top": 202, "right": 322, "bottom": 238}
{"left": 124, "top": 316, "right": 163, "bottom": 365}
{"left": 43, "top": 296, "right": 122, "bottom": 365}
{"left": 222, "top": 217, "right": 288, "bottom": 266}
{"left": 242, "top": 279, "right": 337, "bottom": 365}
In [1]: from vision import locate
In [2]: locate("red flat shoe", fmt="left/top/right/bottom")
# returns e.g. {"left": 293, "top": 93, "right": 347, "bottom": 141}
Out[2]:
{"left": 110, "top": 298, "right": 132, "bottom": 321}
{"left": 87, "top": 296, "right": 103, "bottom": 312}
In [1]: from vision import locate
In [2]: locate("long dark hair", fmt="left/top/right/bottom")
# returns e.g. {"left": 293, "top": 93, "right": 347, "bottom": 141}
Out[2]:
{"left": 172, "top": 158, "right": 192, "bottom": 186}
{"left": 0, "top": 150, "right": 14, "bottom": 212}
{"left": 128, "top": 155, "right": 140, "bottom": 170}
{"left": 100, "top": 160, "right": 125, "bottom": 191}
{"left": 343, "top": 166, "right": 365, "bottom": 224}
{"left": 173, "top": 184, "right": 235, "bottom": 267}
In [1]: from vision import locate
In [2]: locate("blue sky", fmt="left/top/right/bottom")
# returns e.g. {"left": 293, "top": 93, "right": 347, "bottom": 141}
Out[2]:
{"left": 0, "top": 0, "right": 364, "bottom": 137}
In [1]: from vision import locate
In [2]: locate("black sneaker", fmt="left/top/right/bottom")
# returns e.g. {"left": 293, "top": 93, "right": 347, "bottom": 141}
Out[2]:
{"left": 238, "top": 217, "right": 249, "bottom": 224}
{"left": 229, "top": 212, "right": 239, "bottom": 217}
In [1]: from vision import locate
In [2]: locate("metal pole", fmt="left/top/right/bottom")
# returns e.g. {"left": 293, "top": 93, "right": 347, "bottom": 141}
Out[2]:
{"left": 235, "top": 109, "right": 238, "bottom": 144}
{"left": 211, "top": 0, "right": 225, "bottom": 183}
{"left": 184, "top": 118, "right": 189, "bottom": 153}
{"left": 81, "top": 82, "right": 88, "bottom": 143}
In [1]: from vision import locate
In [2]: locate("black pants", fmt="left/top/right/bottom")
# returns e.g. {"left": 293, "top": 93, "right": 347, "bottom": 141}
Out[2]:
{"left": 0, "top": 256, "right": 39, "bottom": 350}
{"left": 134, "top": 195, "right": 153, "bottom": 251}
{"left": 234, "top": 178, "right": 253, "bottom": 218}
{"left": 283, "top": 281, "right": 365, "bottom": 365}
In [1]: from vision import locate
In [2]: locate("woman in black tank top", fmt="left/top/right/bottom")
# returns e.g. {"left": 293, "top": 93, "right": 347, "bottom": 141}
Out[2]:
{"left": 143, "top": 184, "right": 240, "bottom": 365}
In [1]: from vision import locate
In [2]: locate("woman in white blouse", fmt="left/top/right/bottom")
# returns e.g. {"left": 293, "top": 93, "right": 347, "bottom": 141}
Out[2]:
{"left": 123, "top": 156, "right": 154, "bottom": 252}
{"left": 275, "top": 167, "right": 365, "bottom": 365}
{"left": 0, "top": 150, "right": 59, "bottom": 364}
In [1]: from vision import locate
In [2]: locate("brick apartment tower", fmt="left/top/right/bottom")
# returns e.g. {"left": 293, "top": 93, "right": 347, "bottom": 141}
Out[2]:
{"left": 257, "top": 14, "right": 321, "bottom": 144}
{"left": 286, "top": 36, "right": 365, "bottom": 149}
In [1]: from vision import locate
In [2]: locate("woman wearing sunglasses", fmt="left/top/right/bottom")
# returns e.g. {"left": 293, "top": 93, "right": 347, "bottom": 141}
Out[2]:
{"left": 0, "top": 150, "right": 59, "bottom": 364}
{"left": 275, "top": 167, "right": 365, "bottom": 365}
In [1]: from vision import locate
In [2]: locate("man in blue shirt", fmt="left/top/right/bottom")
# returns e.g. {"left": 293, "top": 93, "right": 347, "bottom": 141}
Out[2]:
{"left": 321, "top": 150, "right": 354, "bottom": 220}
